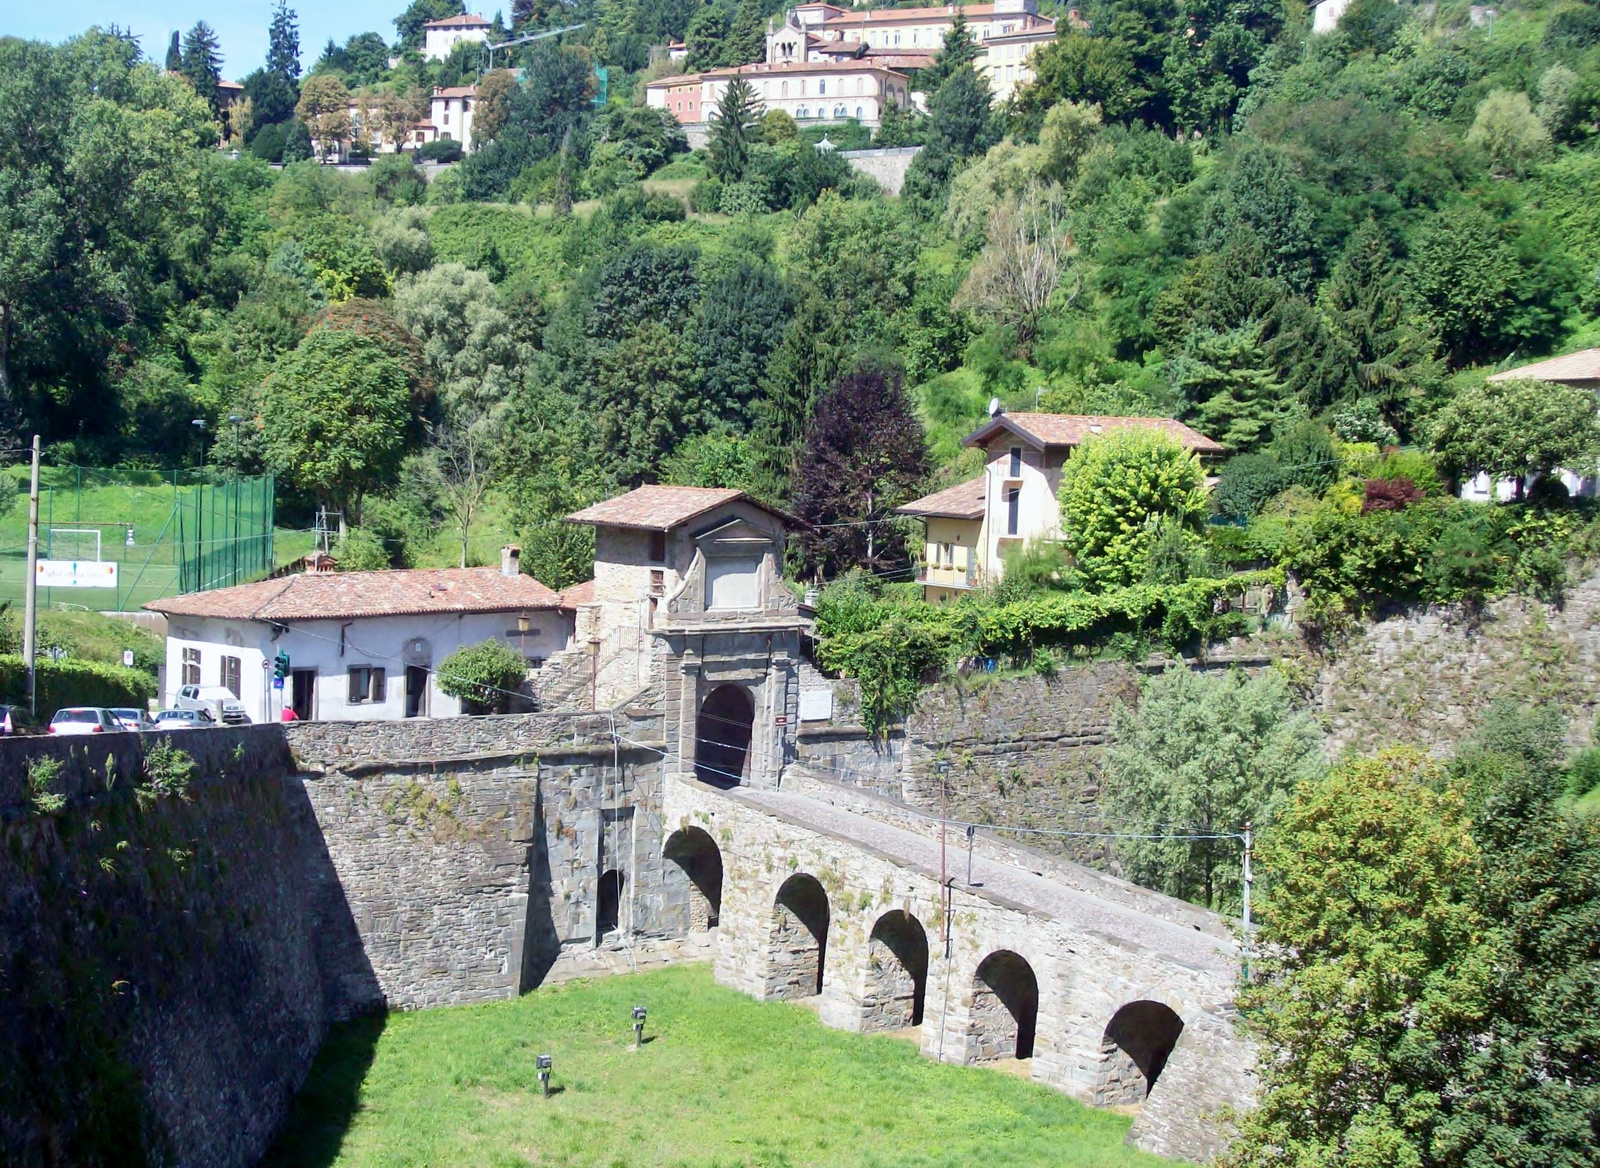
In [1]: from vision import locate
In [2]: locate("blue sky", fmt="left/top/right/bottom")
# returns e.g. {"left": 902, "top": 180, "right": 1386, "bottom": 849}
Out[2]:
{"left": 3, "top": 2, "right": 502, "bottom": 79}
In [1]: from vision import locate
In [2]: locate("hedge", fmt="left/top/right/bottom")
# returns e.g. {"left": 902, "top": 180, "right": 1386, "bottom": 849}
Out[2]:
{"left": 0, "top": 655, "right": 156, "bottom": 719}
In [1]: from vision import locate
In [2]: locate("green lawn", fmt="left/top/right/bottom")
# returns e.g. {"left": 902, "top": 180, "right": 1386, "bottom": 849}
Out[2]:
{"left": 262, "top": 964, "right": 1172, "bottom": 1168}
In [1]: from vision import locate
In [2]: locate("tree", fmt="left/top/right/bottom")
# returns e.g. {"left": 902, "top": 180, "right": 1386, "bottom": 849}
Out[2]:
{"left": 259, "top": 330, "right": 413, "bottom": 527}
{"left": 901, "top": 66, "right": 996, "bottom": 208}
{"left": 180, "top": 22, "right": 224, "bottom": 118}
{"left": 165, "top": 30, "right": 181, "bottom": 72}
{"left": 748, "top": 294, "right": 850, "bottom": 502}
{"left": 421, "top": 419, "right": 495, "bottom": 568}
{"left": 1204, "top": 143, "right": 1318, "bottom": 296}
{"left": 1227, "top": 749, "right": 1488, "bottom": 1168}
{"left": 1467, "top": 89, "right": 1552, "bottom": 179}
{"left": 1171, "top": 322, "right": 1290, "bottom": 453}
{"left": 708, "top": 77, "right": 760, "bottom": 181}
{"left": 693, "top": 261, "right": 793, "bottom": 431}
{"left": 686, "top": 1, "right": 731, "bottom": 69}
{"left": 473, "top": 69, "right": 518, "bottom": 144}
{"left": 437, "top": 639, "right": 527, "bottom": 713}
{"left": 1430, "top": 377, "right": 1600, "bottom": 495}
{"left": 726, "top": 0, "right": 768, "bottom": 65}
{"left": 267, "top": 1, "right": 302, "bottom": 80}
{"left": 792, "top": 360, "right": 931, "bottom": 578}
{"left": 955, "top": 182, "right": 1078, "bottom": 355}
{"left": 1057, "top": 428, "right": 1207, "bottom": 589}
{"left": 1012, "top": 33, "right": 1144, "bottom": 131}
{"left": 1103, "top": 667, "right": 1325, "bottom": 911}
{"left": 241, "top": 67, "right": 299, "bottom": 133}
{"left": 391, "top": 262, "right": 518, "bottom": 416}
{"left": 922, "top": 8, "right": 978, "bottom": 90}
{"left": 296, "top": 73, "right": 352, "bottom": 158}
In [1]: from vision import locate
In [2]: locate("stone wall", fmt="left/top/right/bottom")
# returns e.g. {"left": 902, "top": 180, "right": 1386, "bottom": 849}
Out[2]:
{"left": 0, "top": 726, "right": 332, "bottom": 1168}
{"left": 839, "top": 146, "right": 922, "bottom": 195}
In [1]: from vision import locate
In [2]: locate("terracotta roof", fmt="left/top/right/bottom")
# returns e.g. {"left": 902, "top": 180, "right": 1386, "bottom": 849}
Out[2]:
{"left": 822, "top": 3, "right": 1045, "bottom": 26}
{"left": 424, "top": 12, "right": 491, "bottom": 27}
{"left": 433, "top": 85, "right": 478, "bottom": 97}
{"left": 705, "top": 59, "right": 910, "bottom": 77}
{"left": 566, "top": 485, "right": 798, "bottom": 531}
{"left": 1487, "top": 348, "right": 1600, "bottom": 384}
{"left": 896, "top": 476, "right": 986, "bottom": 520}
{"left": 558, "top": 579, "right": 597, "bottom": 607}
{"left": 145, "top": 568, "right": 563, "bottom": 622}
{"left": 963, "top": 412, "right": 1226, "bottom": 455}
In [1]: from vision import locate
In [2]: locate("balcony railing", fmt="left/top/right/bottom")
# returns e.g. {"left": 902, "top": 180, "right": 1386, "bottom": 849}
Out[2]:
{"left": 916, "top": 559, "right": 981, "bottom": 590}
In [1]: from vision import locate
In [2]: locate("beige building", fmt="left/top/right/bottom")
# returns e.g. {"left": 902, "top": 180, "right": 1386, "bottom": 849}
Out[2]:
{"left": 647, "top": 60, "right": 913, "bottom": 126}
{"left": 423, "top": 13, "right": 492, "bottom": 62}
{"left": 897, "top": 412, "right": 1224, "bottom": 603}
{"left": 1464, "top": 347, "right": 1600, "bottom": 501}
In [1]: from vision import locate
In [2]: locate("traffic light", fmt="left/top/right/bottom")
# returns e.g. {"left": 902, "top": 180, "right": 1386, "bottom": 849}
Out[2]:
{"left": 273, "top": 650, "right": 290, "bottom": 681}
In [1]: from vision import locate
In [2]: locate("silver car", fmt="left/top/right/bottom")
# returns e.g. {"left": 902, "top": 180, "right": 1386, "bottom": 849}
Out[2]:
{"left": 48, "top": 707, "right": 125, "bottom": 735}
{"left": 153, "top": 708, "right": 218, "bottom": 730}
{"left": 110, "top": 707, "right": 158, "bottom": 732}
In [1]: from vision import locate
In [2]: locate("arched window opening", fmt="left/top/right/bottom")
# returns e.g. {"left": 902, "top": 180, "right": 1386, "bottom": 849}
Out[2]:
{"left": 664, "top": 826, "right": 723, "bottom": 932}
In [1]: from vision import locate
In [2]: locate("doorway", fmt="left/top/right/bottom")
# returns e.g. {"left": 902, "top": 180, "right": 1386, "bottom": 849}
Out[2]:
{"left": 290, "top": 669, "right": 316, "bottom": 720}
{"left": 696, "top": 684, "right": 754, "bottom": 788}
{"left": 405, "top": 665, "right": 429, "bottom": 718}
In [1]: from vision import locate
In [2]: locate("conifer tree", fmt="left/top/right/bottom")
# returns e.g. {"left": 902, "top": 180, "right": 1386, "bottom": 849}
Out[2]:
{"left": 267, "top": 1, "right": 301, "bottom": 80}
{"left": 922, "top": 9, "right": 977, "bottom": 90}
{"left": 726, "top": 0, "right": 768, "bottom": 66}
{"left": 180, "top": 22, "right": 224, "bottom": 118}
{"left": 164, "top": 30, "right": 181, "bottom": 72}
{"left": 707, "top": 76, "right": 760, "bottom": 181}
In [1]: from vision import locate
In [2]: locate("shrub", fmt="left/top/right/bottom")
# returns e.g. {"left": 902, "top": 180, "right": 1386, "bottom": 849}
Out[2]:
{"left": 27, "top": 757, "right": 66, "bottom": 815}
{"left": 417, "top": 139, "right": 464, "bottom": 163}
{"left": 1567, "top": 747, "right": 1600, "bottom": 799}
{"left": 437, "top": 640, "right": 528, "bottom": 713}
{"left": 1376, "top": 449, "right": 1441, "bottom": 495}
{"left": 689, "top": 177, "right": 724, "bottom": 213}
{"left": 0, "top": 655, "right": 155, "bottom": 717}
{"left": 1214, "top": 452, "right": 1290, "bottom": 519}
{"left": 1362, "top": 477, "right": 1426, "bottom": 513}
{"left": 142, "top": 740, "right": 196, "bottom": 802}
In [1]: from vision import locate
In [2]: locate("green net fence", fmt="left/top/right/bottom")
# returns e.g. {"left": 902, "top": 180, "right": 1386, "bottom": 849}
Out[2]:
{"left": 0, "top": 465, "right": 276, "bottom": 612}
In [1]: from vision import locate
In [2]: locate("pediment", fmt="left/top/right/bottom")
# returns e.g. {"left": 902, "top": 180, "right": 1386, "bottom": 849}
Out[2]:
{"left": 693, "top": 516, "right": 777, "bottom": 555}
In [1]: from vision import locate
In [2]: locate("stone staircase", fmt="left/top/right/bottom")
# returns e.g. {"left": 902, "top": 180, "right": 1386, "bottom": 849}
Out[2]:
{"left": 531, "top": 646, "right": 595, "bottom": 712}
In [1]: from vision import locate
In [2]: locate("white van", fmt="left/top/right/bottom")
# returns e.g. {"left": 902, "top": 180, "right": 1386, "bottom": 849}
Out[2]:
{"left": 174, "top": 685, "right": 250, "bottom": 725}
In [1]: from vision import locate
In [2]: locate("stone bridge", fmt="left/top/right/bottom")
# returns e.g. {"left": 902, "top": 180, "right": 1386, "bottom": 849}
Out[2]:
{"left": 658, "top": 769, "right": 1254, "bottom": 1162}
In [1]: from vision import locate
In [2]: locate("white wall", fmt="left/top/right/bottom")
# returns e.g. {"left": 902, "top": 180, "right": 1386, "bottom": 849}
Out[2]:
{"left": 979, "top": 440, "right": 1063, "bottom": 579}
{"left": 162, "top": 609, "right": 573, "bottom": 722}
{"left": 424, "top": 26, "right": 489, "bottom": 62}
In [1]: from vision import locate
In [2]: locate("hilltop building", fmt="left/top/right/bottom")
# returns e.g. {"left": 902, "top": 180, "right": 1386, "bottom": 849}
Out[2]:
{"left": 423, "top": 12, "right": 492, "bottom": 62}
{"left": 897, "top": 412, "right": 1224, "bottom": 603}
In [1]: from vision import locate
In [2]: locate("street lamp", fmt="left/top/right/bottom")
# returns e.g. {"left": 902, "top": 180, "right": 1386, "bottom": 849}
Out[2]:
{"left": 632, "top": 1004, "right": 647, "bottom": 1049}
{"left": 536, "top": 1053, "right": 553, "bottom": 1097}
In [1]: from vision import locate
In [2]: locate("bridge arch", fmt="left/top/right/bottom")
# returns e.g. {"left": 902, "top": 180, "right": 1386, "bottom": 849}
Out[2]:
{"left": 766, "top": 872, "right": 830, "bottom": 1000}
{"left": 1096, "top": 1000, "right": 1185, "bottom": 1105}
{"left": 696, "top": 684, "right": 754, "bottom": 788}
{"left": 663, "top": 826, "right": 722, "bottom": 931}
{"left": 968, "top": 950, "right": 1038, "bottom": 1061}
{"left": 862, "top": 910, "right": 928, "bottom": 1031}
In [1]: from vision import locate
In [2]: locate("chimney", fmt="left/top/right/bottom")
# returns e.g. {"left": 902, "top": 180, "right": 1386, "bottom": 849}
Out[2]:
{"left": 501, "top": 544, "right": 522, "bottom": 577}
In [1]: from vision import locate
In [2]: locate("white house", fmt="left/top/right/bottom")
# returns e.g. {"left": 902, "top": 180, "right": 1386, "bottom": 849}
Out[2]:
{"left": 896, "top": 411, "right": 1224, "bottom": 602}
{"left": 1460, "top": 348, "right": 1600, "bottom": 501}
{"left": 423, "top": 12, "right": 492, "bottom": 62}
{"left": 144, "top": 547, "right": 574, "bottom": 722}
{"left": 647, "top": 61, "right": 913, "bottom": 125}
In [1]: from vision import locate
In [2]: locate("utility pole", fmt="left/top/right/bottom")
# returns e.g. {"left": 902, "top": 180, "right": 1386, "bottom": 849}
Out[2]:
{"left": 23, "top": 435, "right": 40, "bottom": 716}
{"left": 1241, "top": 822, "right": 1254, "bottom": 980}
{"left": 936, "top": 758, "right": 950, "bottom": 957}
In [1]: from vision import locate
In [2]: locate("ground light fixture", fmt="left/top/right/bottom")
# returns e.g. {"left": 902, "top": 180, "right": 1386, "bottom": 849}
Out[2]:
{"left": 536, "top": 1053, "right": 552, "bottom": 1097}
{"left": 632, "top": 1004, "right": 647, "bottom": 1049}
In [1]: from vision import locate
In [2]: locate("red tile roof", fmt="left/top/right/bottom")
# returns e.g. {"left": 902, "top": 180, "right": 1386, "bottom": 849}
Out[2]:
{"left": 558, "top": 579, "right": 597, "bottom": 607}
{"left": 896, "top": 476, "right": 987, "bottom": 520}
{"left": 566, "top": 486, "right": 797, "bottom": 531}
{"left": 145, "top": 568, "right": 563, "bottom": 621}
{"left": 964, "top": 412, "right": 1226, "bottom": 455}
{"left": 424, "top": 12, "right": 491, "bottom": 27}
{"left": 1487, "top": 348, "right": 1600, "bottom": 384}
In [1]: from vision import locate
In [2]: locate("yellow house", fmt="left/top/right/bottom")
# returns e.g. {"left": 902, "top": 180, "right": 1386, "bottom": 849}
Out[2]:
{"left": 897, "top": 411, "right": 1224, "bottom": 603}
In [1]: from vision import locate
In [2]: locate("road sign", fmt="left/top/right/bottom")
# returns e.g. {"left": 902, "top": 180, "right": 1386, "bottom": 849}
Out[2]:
{"left": 122, "top": 650, "right": 135, "bottom": 667}
{"left": 36, "top": 559, "right": 117, "bottom": 588}
{"left": 273, "top": 676, "right": 285, "bottom": 690}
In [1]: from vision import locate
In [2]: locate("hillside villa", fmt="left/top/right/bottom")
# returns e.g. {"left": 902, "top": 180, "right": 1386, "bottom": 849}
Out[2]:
{"left": 1461, "top": 347, "right": 1600, "bottom": 502}
{"left": 423, "top": 12, "right": 492, "bottom": 62}
{"left": 896, "top": 411, "right": 1224, "bottom": 603}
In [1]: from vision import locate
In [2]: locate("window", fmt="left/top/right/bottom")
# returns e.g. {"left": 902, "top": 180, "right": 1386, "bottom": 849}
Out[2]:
{"left": 819, "top": 79, "right": 826, "bottom": 94}
{"left": 1007, "top": 487, "right": 1020, "bottom": 536}
{"left": 443, "top": 110, "right": 450, "bottom": 125}
{"left": 222, "top": 655, "right": 241, "bottom": 698}
{"left": 940, "top": 542, "right": 953, "bottom": 566}
{"left": 857, "top": 77, "right": 865, "bottom": 94}
{"left": 182, "top": 647, "right": 200, "bottom": 687}
{"left": 649, "top": 529, "right": 667, "bottom": 562}
{"left": 782, "top": 80, "right": 789, "bottom": 96}
{"left": 1009, "top": 446, "right": 1022, "bottom": 477}
{"left": 650, "top": 569, "right": 665, "bottom": 596}
{"left": 856, "top": 106, "right": 863, "bottom": 119}
{"left": 347, "top": 666, "right": 386, "bottom": 704}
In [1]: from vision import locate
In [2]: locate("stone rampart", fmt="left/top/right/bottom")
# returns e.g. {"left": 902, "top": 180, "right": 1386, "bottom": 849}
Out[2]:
{"left": 0, "top": 726, "right": 331, "bottom": 1168}
{"left": 839, "top": 146, "right": 922, "bottom": 195}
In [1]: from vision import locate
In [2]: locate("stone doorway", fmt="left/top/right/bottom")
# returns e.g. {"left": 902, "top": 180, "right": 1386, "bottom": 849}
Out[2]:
{"left": 968, "top": 950, "right": 1038, "bottom": 1061}
{"left": 863, "top": 910, "right": 928, "bottom": 1031}
{"left": 1096, "top": 1001, "right": 1184, "bottom": 1105}
{"left": 663, "top": 826, "right": 723, "bottom": 931}
{"left": 596, "top": 869, "right": 625, "bottom": 940}
{"left": 766, "top": 872, "right": 830, "bottom": 1000}
{"left": 696, "top": 684, "right": 754, "bottom": 788}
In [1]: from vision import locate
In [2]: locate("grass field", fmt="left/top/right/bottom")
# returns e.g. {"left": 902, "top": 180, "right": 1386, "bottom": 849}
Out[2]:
{"left": 261, "top": 965, "right": 1171, "bottom": 1168}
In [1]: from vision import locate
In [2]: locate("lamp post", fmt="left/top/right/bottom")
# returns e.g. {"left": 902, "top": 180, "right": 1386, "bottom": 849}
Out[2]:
{"left": 536, "top": 1053, "right": 553, "bottom": 1097}
{"left": 632, "top": 1004, "right": 647, "bottom": 1049}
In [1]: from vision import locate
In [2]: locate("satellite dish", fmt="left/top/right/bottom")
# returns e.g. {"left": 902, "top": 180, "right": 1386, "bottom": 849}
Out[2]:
{"left": 987, "top": 397, "right": 1002, "bottom": 418}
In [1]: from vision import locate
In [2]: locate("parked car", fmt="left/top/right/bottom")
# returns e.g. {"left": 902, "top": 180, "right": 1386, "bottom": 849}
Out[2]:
{"left": 174, "top": 684, "right": 250, "bottom": 725}
{"left": 153, "top": 708, "right": 218, "bottom": 730}
{"left": 110, "top": 707, "right": 158, "bottom": 732}
{"left": 0, "top": 705, "right": 38, "bottom": 735}
{"left": 49, "top": 707, "right": 125, "bottom": 735}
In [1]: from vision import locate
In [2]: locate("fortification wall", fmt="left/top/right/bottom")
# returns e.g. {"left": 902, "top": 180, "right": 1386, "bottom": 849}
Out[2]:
{"left": 0, "top": 727, "right": 327, "bottom": 1168}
